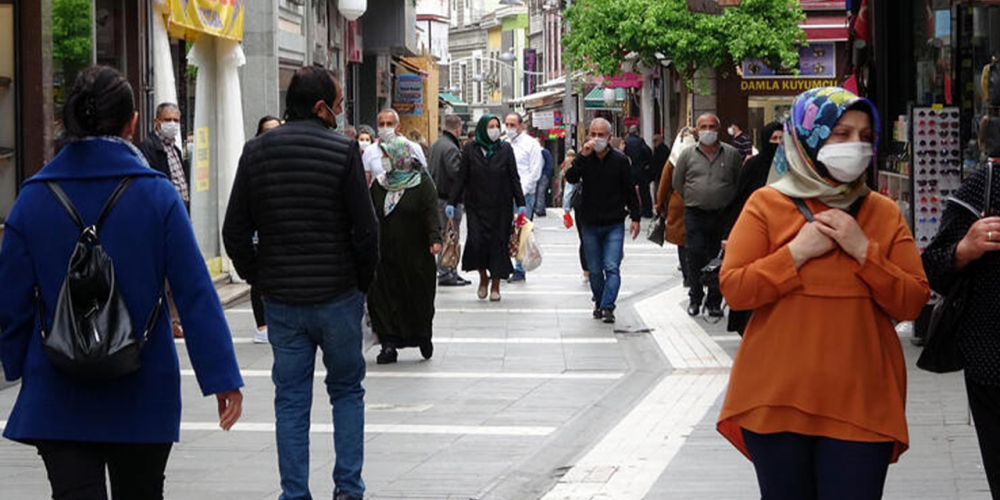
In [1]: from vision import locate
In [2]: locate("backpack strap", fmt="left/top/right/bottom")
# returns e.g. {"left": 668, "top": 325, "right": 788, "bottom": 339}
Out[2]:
{"left": 45, "top": 178, "right": 133, "bottom": 233}
{"left": 44, "top": 182, "right": 85, "bottom": 231}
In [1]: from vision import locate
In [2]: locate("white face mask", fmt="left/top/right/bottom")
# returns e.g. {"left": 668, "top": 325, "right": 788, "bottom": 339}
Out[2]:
{"left": 592, "top": 137, "right": 608, "bottom": 153}
{"left": 699, "top": 130, "right": 718, "bottom": 146}
{"left": 487, "top": 128, "right": 502, "bottom": 142}
{"left": 727, "top": 126, "right": 736, "bottom": 137}
{"left": 817, "top": 142, "right": 874, "bottom": 183}
{"left": 160, "top": 121, "right": 180, "bottom": 141}
{"left": 358, "top": 140, "right": 372, "bottom": 151}
{"left": 506, "top": 127, "right": 518, "bottom": 140}
{"left": 378, "top": 127, "right": 396, "bottom": 142}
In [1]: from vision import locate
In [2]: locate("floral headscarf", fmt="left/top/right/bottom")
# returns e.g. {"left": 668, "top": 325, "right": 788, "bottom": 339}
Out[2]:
{"left": 376, "top": 136, "right": 422, "bottom": 215}
{"left": 768, "top": 86, "right": 879, "bottom": 209}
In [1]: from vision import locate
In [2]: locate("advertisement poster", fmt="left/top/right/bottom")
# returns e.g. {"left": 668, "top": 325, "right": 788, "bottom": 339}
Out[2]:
{"left": 168, "top": 0, "right": 246, "bottom": 41}
{"left": 393, "top": 73, "right": 424, "bottom": 116}
{"left": 195, "top": 127, "right": 210, "bottom": 192}
{"left": 742, "top": 42, "right": 835, "bottom": 79}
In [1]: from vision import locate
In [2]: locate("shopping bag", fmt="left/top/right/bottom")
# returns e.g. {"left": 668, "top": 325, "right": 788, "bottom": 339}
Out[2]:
{"left": 440, "top": 218, "right": 462, "bottom": 269}
{"left": 517, "top": 219, "right": 543, "bottom": 272}
{"left": 647, "top": 215, "right": 666, "bottom": 246}
{"left": 510, "top": 215, "right": 526, "bottom": 258}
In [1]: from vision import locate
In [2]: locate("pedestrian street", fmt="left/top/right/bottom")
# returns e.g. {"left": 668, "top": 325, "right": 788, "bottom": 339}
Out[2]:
{"left": 0, "top": 212, "right": 993, "bottom": 499}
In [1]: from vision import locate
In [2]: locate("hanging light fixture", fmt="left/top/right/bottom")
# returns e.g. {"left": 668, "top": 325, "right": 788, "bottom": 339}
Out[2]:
{"left": 603, "top": 87, "right": 617, "bottom": 107}
{"left": 339, "top": 0, "right": 367, "bottom": 21}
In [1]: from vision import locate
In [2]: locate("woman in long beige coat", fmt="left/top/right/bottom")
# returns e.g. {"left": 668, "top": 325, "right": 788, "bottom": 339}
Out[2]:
{"left": 656, "top": 126, "right": 697, "bottom": 286}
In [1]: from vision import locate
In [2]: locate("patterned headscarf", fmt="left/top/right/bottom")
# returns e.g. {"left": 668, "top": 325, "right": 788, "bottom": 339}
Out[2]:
{"left": 768, "top": 86, "right": 879, "bottom": 209}
{"left": 475, "top": 114, "right": 502, "bottom": 157}
{"left": 376, "top": 137, "right": 422, "bottom": 216}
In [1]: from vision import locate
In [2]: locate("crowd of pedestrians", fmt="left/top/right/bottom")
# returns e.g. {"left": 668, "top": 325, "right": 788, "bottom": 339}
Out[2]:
{"left": 5, "top": 62, "right": 1000, "bottom": 500}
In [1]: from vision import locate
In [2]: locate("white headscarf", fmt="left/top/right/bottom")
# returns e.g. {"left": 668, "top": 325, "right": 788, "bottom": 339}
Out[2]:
{"left": 669, "top": 126, "right": 698, "bottom": 166}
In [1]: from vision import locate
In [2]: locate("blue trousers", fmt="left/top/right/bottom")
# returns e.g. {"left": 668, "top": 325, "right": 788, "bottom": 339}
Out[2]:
{"left": 581, "top": 222, "right": 625, "bottom": 310}
{"left": 265, "top": 291, "right": 367, "bottom": 500}
{"left": 742, "top": 429, "right": 893, "bottom": 500}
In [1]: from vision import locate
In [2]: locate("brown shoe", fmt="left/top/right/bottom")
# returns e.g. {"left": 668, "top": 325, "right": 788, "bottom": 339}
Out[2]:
{"left": 172, "top": 323, "right": 184, "bottom": 339}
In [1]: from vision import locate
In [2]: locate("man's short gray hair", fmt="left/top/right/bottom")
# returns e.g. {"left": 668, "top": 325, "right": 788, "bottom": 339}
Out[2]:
{"left": 506, "top": 112, "right": 523, "bottom": 125}
{"left": 628, "top": 125, "right": 639, "bottom": 134}
{"left": 444, "top": 114, "right": 463, "bottom": 132}
{"left": 378, "top": 108, "right": 401, "bottom": 126}
{"left": 155, "top": 102, "right": 180, "bottom": 118}
{"left": 589, "top": 118, "right": 612, "bottom": 134}
{"left": 697, "top": 113, "right": 721, "bottom": 126}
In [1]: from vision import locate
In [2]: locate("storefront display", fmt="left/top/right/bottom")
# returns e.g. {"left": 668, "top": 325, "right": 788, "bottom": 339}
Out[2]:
{"left": 912, "top": 106, "right": 962, "bottom": 252}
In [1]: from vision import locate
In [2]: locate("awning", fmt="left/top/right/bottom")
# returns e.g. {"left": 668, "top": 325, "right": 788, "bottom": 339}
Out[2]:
{"left": 439, "top": 92, "right": 469, "bottom": 114}
{"left": 800, "top": 14, "right": 849, "bottom": 42}
{"left": 584, "top": 87, "right": 625, "bottom": 110}
{"left": 511, "top": 88, "right": 564, "bottom": 109}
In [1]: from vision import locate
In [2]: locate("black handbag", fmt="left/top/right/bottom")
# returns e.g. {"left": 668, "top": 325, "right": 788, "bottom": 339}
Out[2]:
{"left": 647, "top": 215, "right": 666, "bottom": 247}
{"left": 917, "top": 162, "right": 995, "bottom": 373}
{"left": 36, "top": 178, "right": 164, "bottom": 380}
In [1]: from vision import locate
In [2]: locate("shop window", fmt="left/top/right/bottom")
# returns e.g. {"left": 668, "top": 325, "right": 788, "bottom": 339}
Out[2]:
{"left": 957, "top": 4, "right": 1000, "bottom": 164}
{"left": 0, "top": 2, "right": 14, "bottom": 225}
{"left": 912, "top": 1, "right": 953, "bottom": 107}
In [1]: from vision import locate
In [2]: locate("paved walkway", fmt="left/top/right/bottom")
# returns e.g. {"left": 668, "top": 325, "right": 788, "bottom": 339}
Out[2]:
{"left": 0, "top": 211, "right": 993, "bottom": 499}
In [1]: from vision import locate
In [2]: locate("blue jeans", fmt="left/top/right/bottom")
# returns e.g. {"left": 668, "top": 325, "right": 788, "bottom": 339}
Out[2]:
{"left": 513, "top": 197, "right": 536, "bottom": 274}
{"left": 581, "top": 223, "right": 625, "bottom": 310}
{"left": 265, "top": 290, "right": 367, "bottom": 500}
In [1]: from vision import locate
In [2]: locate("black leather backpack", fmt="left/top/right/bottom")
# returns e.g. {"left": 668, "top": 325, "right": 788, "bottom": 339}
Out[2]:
{"left": 35, "top": 178, "right": 163, "bottom": 380}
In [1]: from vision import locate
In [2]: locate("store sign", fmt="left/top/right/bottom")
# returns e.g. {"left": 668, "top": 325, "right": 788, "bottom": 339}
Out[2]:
{"left": 740, "top": 78, "right": 839, "bottom": 96}
{"left": 742, "top": 43, "right": 836, "bottom": 79}
{"left": 524, "top": 49, "right": 538, "bottom": 96}
{"left": 195, "top": 127, "right": 210, "bottom": 192}
{"left": 168, "top": 0, "right": 246, "bottom": 41}
{"left": 534, "top": 111, "right": 555, "bottom": 130}
{"left": 393, "top": 74, "right": 424, "bottom": 116}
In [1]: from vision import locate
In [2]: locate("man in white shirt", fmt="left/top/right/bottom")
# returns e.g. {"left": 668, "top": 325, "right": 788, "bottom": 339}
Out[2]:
{"left": 362, "top": 109, "right": 428, "bottom": 185}
{"left": 505, "top": 112, "right": 544, "bottom": 282}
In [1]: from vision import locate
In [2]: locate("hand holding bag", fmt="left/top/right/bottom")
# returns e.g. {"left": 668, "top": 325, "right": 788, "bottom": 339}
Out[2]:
{"left": 647, "top": 215, "right": 666, "bottom": 247}
{"left": 917, "top": 161, "right": 995, "bottom": 373}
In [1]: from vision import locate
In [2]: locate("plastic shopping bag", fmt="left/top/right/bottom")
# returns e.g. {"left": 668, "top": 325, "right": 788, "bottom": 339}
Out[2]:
{"left": 517, "top": 219, "right": 543, "bottom": 272}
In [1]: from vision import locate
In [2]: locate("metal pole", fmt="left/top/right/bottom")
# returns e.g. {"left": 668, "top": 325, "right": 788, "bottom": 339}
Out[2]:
{"left": 562, "top": 0, "right": 574, "bottom": 155}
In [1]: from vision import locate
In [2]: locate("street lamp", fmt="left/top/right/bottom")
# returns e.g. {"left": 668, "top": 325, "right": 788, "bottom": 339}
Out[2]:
{"left": 497, "top": 51, "right": 517, "bottom": 63}
{"left": 603, "top": 87, "right": 617, "bottom": 107}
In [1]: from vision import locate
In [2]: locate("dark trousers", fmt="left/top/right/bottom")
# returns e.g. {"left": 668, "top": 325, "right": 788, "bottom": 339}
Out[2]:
{"left": 678, "top": 245, "right": 690, "bottom": 287}
{"left": 35, "top": 440, "right": 172, "bottom": 500}
{"left": 742, "top": 429, "right": 893, "bottom": 500}
{"left": 637, "top": 181, "right": 654, "bottom": 217}
{"left": 967, "top": 375, "right": 1000, "bottom": 499}
{"left": 576, "top": 221, "right": 588, "bottom": 272}
{"left": 683, "top": 208, "right": 725, "bottom": 307}
{"left": 251, "top": 286, "right": 266, "bottom": 328}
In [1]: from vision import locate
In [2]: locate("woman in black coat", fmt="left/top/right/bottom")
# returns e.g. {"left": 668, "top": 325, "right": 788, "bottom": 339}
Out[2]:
{"left": 723, "top": 121, "right": 783, "bottom": 334}
{"left": 922, "top": 159, "right": 1000, "bottom": 498}
{"left": 447, "top": 114, "right": 526, "bottom": 301}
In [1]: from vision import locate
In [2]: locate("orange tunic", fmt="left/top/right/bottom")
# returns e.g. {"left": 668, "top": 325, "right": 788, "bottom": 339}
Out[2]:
{"left": 717, "top": 187, "right": 930, "bottom": 463}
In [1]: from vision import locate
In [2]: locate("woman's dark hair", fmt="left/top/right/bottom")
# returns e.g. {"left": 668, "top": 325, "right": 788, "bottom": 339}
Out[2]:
{"left": 256, "top": 115, "right": 281, "bottom": 137}
{"left": 63, "top": 66, "right": 135, "bottom": 139}
{"left": 284, "top": 65, "right": 337, "bottom": 121}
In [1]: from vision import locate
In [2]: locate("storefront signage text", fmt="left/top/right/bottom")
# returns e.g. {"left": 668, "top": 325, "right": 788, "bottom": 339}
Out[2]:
{"left": 195, "top": 127, "right": 210, "bottom": 192}
{"left": 740, "top": 78, "right": 839, "bottom": 96}
{"left": 168, "top": 0, "right": 246, "bottom": 42}
{"left": 392, "top": 74, "right": 424, "bottom": 116}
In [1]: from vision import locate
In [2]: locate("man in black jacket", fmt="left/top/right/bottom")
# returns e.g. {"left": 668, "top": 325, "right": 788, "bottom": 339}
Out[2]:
{"left": 566, "top": 118, "right": 642, "bottom": 324}
{"left": 624, "top": 125, "right": 654, "bottom": 217}
{"left": 138, "top": 102, "right": 189, "bottom": 211}
{"left": 428, "top": 114, "right": 469, "bottom": 286}
{"left": 222, "top": 66, "right": 377, "bottom": 500}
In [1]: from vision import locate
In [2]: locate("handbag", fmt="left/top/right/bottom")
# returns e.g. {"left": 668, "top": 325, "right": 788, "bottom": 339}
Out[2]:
{"left": 36, "top": 179, "right": 164, "bottom": 380}
{"left": 700, "top": 250, "right": 724, "bottom": 289}
{"left": 440, "top": 218, "right": 462, "bottom": 269}
{"left": 917, "top": 161, "right": 995, "bottom": 373}
{"left": 647, "top": 215, "right": 666, "bottom": 247}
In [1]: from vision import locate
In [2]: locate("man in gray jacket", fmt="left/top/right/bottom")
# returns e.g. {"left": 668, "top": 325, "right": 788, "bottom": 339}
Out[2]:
{"left": 428, "top": 114, "right": 470, "bottom": 286}
{"left": 673, "top": 112, "right": 743, "bottom": 319}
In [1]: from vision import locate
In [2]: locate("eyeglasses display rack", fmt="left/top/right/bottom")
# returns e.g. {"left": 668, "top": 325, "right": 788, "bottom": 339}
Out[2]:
{"left": 912, "top": 106, "right": 962, "bottom": 253}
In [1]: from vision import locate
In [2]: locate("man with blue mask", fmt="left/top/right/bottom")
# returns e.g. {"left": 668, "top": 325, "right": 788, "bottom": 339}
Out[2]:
{"left": 672, "top": 112, "right": 744, "bottom": 319}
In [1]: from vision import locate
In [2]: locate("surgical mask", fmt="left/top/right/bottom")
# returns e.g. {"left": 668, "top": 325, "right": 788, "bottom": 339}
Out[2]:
{"left": 727, "top": 126, "right": 735, "bottom": 137}
{"left": 817, "top": 142, "right": 874, "bottom": 183}
{"left": 487, "top": 128, "right": 502, "bottom": 142}
{"left": 358, "top": 140, "right": 372, "bottom": 151}
{"left": 506, "top": 127, "right": 518, "bottom": 140}
{"left": 593, "top": 137, "right": 608, "bottom": 153}
{"left": 699, "top": 130, "right": 718, "bottom": 146}
{"left": 160, "top": 122, "right": 180, "bottom": 141}
{"left": 378, "top": 127, "right": 396, "bottom": 142}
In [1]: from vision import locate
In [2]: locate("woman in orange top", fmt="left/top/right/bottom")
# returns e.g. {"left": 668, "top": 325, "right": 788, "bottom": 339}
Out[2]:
{"left": 656, "top": 126, "right": 697, "bottom": 286}
{"left": 718, "top": 87, "right": 929, "bottom": 500}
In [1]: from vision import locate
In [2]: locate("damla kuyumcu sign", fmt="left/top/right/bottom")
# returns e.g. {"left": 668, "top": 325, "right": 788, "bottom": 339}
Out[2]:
{"left": 739, "top": 78, "right": 839, "bottom": 95}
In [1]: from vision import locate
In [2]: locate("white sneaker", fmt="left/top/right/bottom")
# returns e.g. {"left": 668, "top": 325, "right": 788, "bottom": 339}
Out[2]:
{"left": 253, "top": 328, "right": 269, "bottom": 344}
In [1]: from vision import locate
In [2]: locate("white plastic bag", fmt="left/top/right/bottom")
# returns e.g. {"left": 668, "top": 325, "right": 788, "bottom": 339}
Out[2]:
{"left": 362, "top": 303, "right": 379, "bottom": 353}
{"left": 517, "top": 220, "right": 543, "bottom": 272}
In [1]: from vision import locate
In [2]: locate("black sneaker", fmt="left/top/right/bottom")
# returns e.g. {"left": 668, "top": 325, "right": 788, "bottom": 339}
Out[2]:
{"left": 593, "top": 305, "right": 603, "bottom": 319}
{"left": 420, "top": 340, "right": 434, "bottom": 360}
{"left": 438, "top": 276, "right": 465, "bottom": 287}
{"left": 602, "top": 309, "right": 616, "bottom": 324}
{"left": 376, "top": 346, "right": 398, "bottom": 365}
{"left": 508, "top": 271, "right": 526, "bottom": 283}
{"left": 707, "top": 305, "right": 724, "bottom": 318}
{"left": 334, "top": 492, "right": 362, "bottom": 500}
{"left": 687, "top": 303, "right": 702, "bottom": 317}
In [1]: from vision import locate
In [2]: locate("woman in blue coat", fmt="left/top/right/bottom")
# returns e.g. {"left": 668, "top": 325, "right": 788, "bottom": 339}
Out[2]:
{"left": 0, "top": 66, "right": 244, "bottom": 499}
